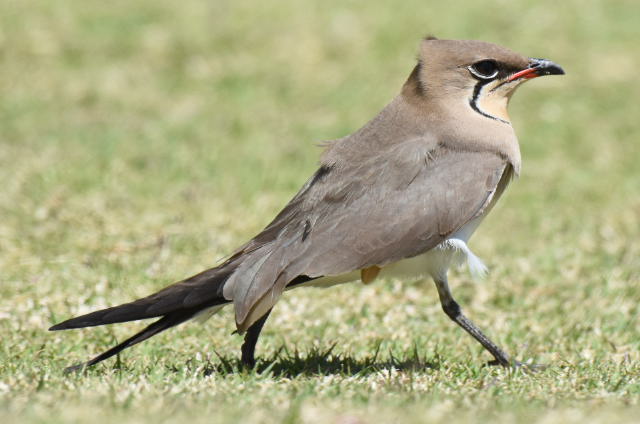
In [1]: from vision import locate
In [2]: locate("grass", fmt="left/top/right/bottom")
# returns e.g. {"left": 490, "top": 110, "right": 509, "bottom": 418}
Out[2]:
{"left": 1, "top": 0, "right": 639, "bottom": 422}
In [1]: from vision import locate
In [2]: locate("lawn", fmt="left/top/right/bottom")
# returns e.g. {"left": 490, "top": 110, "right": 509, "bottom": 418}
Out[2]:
{"left": 1, "top": 0, "right": 639, "bottom": 423}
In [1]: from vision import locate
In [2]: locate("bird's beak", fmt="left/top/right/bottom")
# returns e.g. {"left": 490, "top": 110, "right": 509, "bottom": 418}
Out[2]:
{"left": 508, "top": 58, "right": 565, "bottom": 82}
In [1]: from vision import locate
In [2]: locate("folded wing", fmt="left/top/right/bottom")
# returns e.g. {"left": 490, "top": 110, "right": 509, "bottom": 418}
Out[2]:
{"left": 225, "top": 138, "right": 511, "bottom": 329}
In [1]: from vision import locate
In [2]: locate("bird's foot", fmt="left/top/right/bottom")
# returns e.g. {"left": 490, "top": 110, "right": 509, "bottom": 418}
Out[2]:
{"left": 485, "top": 359, "right": 547, "bottom": 373}
{"left": 63, "top": 362, "right": 87, "bottom": 375}
{"left": 240, "top": 355, "right": 256, "bottom": 370}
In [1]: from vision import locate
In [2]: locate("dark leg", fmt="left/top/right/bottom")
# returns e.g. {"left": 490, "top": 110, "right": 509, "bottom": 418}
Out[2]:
{"left": 240, "top": 308, "right": 272, "bottom": 369}
{"left": 433, "top": 277, "right": 512, "bottom": 366}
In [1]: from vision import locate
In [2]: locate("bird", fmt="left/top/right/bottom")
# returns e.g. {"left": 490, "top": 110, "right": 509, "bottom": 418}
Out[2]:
{"left": 50, "top": 37, "right": 564, "bottom": 372}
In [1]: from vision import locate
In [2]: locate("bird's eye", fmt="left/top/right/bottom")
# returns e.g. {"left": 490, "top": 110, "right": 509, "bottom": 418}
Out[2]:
{"left": 469, "top": 60, "right": 499, "bottom": 79}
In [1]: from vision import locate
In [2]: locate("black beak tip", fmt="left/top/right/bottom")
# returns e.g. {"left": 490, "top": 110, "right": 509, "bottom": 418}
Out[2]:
{"left": 544, "top": 63, "right": 565, "bottom": 76}
{"left": 530, "top": 58, "right": 565, "bottom": 76}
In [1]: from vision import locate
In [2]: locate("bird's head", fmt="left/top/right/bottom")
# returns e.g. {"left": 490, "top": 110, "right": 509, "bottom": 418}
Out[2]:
{"left": 406, "top": 38, "right": 564, "bottom": 124}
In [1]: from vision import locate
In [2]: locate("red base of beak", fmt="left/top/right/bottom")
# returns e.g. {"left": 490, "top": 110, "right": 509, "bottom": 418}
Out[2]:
{"left": 509, "top": 58, "right": 565, "bottom": 82}
{"left": 508, "top": 68, "right": 539, "bottom": 82}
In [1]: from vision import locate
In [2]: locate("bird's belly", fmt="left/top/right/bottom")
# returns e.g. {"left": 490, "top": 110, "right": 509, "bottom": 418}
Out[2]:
{"left": 380, "top": 248, "right": 452, "bottom": 280}
{"left": 295, "top": 215, "right": 487, "bottom": 289}
{"left": 296, "top": 248, "right": 455, "bottom": 289}
{"left": 298, "top": 270, "right": 361, "bottom": 288}
{"left": 307, "top": 247, "right": 459, "bottom": 284}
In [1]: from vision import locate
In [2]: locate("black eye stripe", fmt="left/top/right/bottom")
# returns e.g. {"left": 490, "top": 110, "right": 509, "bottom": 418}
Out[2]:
{"left": 469, "top": 81, "right": 509, "bottom": 125}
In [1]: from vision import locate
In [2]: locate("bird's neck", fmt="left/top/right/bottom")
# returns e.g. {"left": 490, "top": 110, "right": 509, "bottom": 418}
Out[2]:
{"left": 400, "top": 87, "right": 522, "bottom": 175}
{"left": 321, "top": 91, "right": 522, "bottom": 177}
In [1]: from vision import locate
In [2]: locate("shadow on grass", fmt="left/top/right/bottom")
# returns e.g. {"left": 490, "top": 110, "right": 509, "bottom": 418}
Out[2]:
{"left": 180, "top": 343, "right": 440, "bottom": 377}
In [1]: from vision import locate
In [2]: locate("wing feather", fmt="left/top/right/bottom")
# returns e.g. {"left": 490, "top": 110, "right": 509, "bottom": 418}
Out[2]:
{"left": 227, "top": 138, "right": 510, "bottom": 328}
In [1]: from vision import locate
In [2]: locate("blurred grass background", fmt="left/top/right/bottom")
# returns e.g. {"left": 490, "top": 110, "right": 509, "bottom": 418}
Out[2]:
{"left": 1, "top": 0, "right": 639, "bottom": 423}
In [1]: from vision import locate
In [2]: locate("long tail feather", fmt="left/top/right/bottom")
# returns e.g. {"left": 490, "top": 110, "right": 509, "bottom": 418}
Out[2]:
{"left": 63, "top": 310, "right": 194, "bottom": 373}
{"left": 50, "top": 266, "right": 235, "bottom": 331}
{"left": 51, "top": 264, "right": 237, "bottom": 371}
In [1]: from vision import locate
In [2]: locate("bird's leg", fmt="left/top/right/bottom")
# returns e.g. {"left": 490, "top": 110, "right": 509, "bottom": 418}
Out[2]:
{"left": 433, "top": 277, "right": 512, "bottom": 366}
{"left": 240, "top": 308, "right": 272, "bottom": 369}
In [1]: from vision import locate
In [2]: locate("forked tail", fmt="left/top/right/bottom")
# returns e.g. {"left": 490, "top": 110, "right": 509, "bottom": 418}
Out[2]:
{"left": 50, "top": 265, "right": 235, "bottom": 371}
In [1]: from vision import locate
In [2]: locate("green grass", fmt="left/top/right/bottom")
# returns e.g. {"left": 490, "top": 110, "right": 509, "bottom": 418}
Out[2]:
{"left": 1, "top": 0, "right": 640, "bottom": 422}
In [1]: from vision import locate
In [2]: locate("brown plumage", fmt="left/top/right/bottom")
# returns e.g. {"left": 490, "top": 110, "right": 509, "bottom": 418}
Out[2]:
{"left": 50, "top": 38, "right": 564, "bottom": 372}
